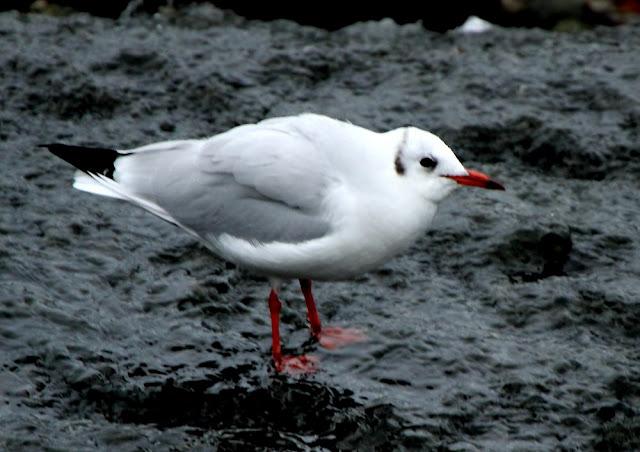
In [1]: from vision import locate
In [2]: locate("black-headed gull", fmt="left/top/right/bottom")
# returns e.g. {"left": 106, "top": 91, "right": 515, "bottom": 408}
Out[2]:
{"left": 43, "top": 113, "right": 504, "bottom": 373}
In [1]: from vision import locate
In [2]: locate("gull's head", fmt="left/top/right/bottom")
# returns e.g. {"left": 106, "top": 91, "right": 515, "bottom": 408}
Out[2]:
{"left": 393, "top": 127, "right": 504, "bottom": 203}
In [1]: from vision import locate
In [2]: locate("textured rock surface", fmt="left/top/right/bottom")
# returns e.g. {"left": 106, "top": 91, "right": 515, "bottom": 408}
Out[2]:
{"left": 1, "top": 7, "right": 639, "bottom": 450}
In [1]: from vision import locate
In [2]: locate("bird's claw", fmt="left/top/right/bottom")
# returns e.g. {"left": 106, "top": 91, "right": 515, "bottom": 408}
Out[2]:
{"left": 275, "top": 354, "right": 319, "bottom": 374}
{"left": 316, "top": 326, "right": 367, "bottom": 349}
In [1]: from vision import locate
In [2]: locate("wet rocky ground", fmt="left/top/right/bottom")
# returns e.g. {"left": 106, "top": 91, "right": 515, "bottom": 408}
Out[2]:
{"left": 1, "top": 5, "right": 639, "bottom": 451}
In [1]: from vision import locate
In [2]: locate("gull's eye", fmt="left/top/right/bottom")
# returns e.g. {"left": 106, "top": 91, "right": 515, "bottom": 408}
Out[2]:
{"left": 420, "top": 157, "right": 437, "bottom": 169}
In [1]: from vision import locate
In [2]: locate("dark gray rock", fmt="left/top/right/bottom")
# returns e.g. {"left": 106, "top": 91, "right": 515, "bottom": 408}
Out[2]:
{"left": 1, "top": 7, "right": 639, "bottom": 451}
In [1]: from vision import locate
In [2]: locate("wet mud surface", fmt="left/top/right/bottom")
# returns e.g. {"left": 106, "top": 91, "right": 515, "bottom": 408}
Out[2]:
{"left": 1, "top": 7, "right": 640, "bottom": 450}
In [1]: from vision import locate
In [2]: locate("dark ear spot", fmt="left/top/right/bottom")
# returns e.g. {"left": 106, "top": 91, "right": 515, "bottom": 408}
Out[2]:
{"left": 395, "top": 127, "right": 410, "bottom": 176}
{"left": 420, "top": 157, "right": 437, "bottom": 169}
{"left": 395, "top": 154, "right": 405, "bottom": 175}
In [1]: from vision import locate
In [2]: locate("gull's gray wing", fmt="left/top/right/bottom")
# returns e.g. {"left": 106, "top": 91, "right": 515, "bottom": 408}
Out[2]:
{"left": 110, "top": 119, "right": 337, "bottom": 244}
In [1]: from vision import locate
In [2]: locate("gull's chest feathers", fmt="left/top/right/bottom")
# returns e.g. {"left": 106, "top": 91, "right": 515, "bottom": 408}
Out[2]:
{"left": 331, "top": 182, "right": 437, "bottom": 271}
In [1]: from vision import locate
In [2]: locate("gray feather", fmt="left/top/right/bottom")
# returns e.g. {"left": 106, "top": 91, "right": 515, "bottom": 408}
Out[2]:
{"left": 109, "top": 120, "right": 333, "bottom": 244}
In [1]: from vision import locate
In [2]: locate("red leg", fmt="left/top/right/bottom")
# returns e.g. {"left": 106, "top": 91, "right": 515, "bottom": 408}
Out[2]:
{"left": 298, "top": 279, "right": 367, "bottom": 350}
{"left": 268, "top": 289, "right": 282, "bottom": 363}
{"left": 268, "top": 288, "right": 317, "bottom": 374}
{"left": 300, "top": 278, "right": 321, "bottom": 337}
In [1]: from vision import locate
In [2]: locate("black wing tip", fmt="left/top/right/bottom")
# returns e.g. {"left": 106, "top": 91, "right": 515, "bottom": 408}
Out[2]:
{"left": 39, "top": 143, "right": 65, "bottom": 151}
{"left": 39, "top": 143, "right": 74, "bottom": 154}
{"left": 42, "top": 143, "right": 121, "bottom": 178}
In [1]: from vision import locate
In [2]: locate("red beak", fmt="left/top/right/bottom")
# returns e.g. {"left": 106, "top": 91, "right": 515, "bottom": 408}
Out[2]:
{"left": 446, "top": 169, "right": 505, "bottom": 190}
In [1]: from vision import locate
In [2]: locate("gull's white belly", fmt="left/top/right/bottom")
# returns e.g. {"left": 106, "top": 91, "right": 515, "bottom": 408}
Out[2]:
{"left": 208, "top": 192, "right": 438, "bottom": 281}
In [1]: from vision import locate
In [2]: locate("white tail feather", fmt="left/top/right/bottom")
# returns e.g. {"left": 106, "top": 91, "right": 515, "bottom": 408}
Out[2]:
{"left": 73, "top": 171, "right": 123, "bottom": 199}
{"left": 72, "top": 171, "right": 187, "bottom": 229}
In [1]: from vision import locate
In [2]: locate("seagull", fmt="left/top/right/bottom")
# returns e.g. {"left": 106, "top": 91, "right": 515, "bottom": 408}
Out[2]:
{"left": 42, "top": 113, "right": 504, "bottom": 373}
